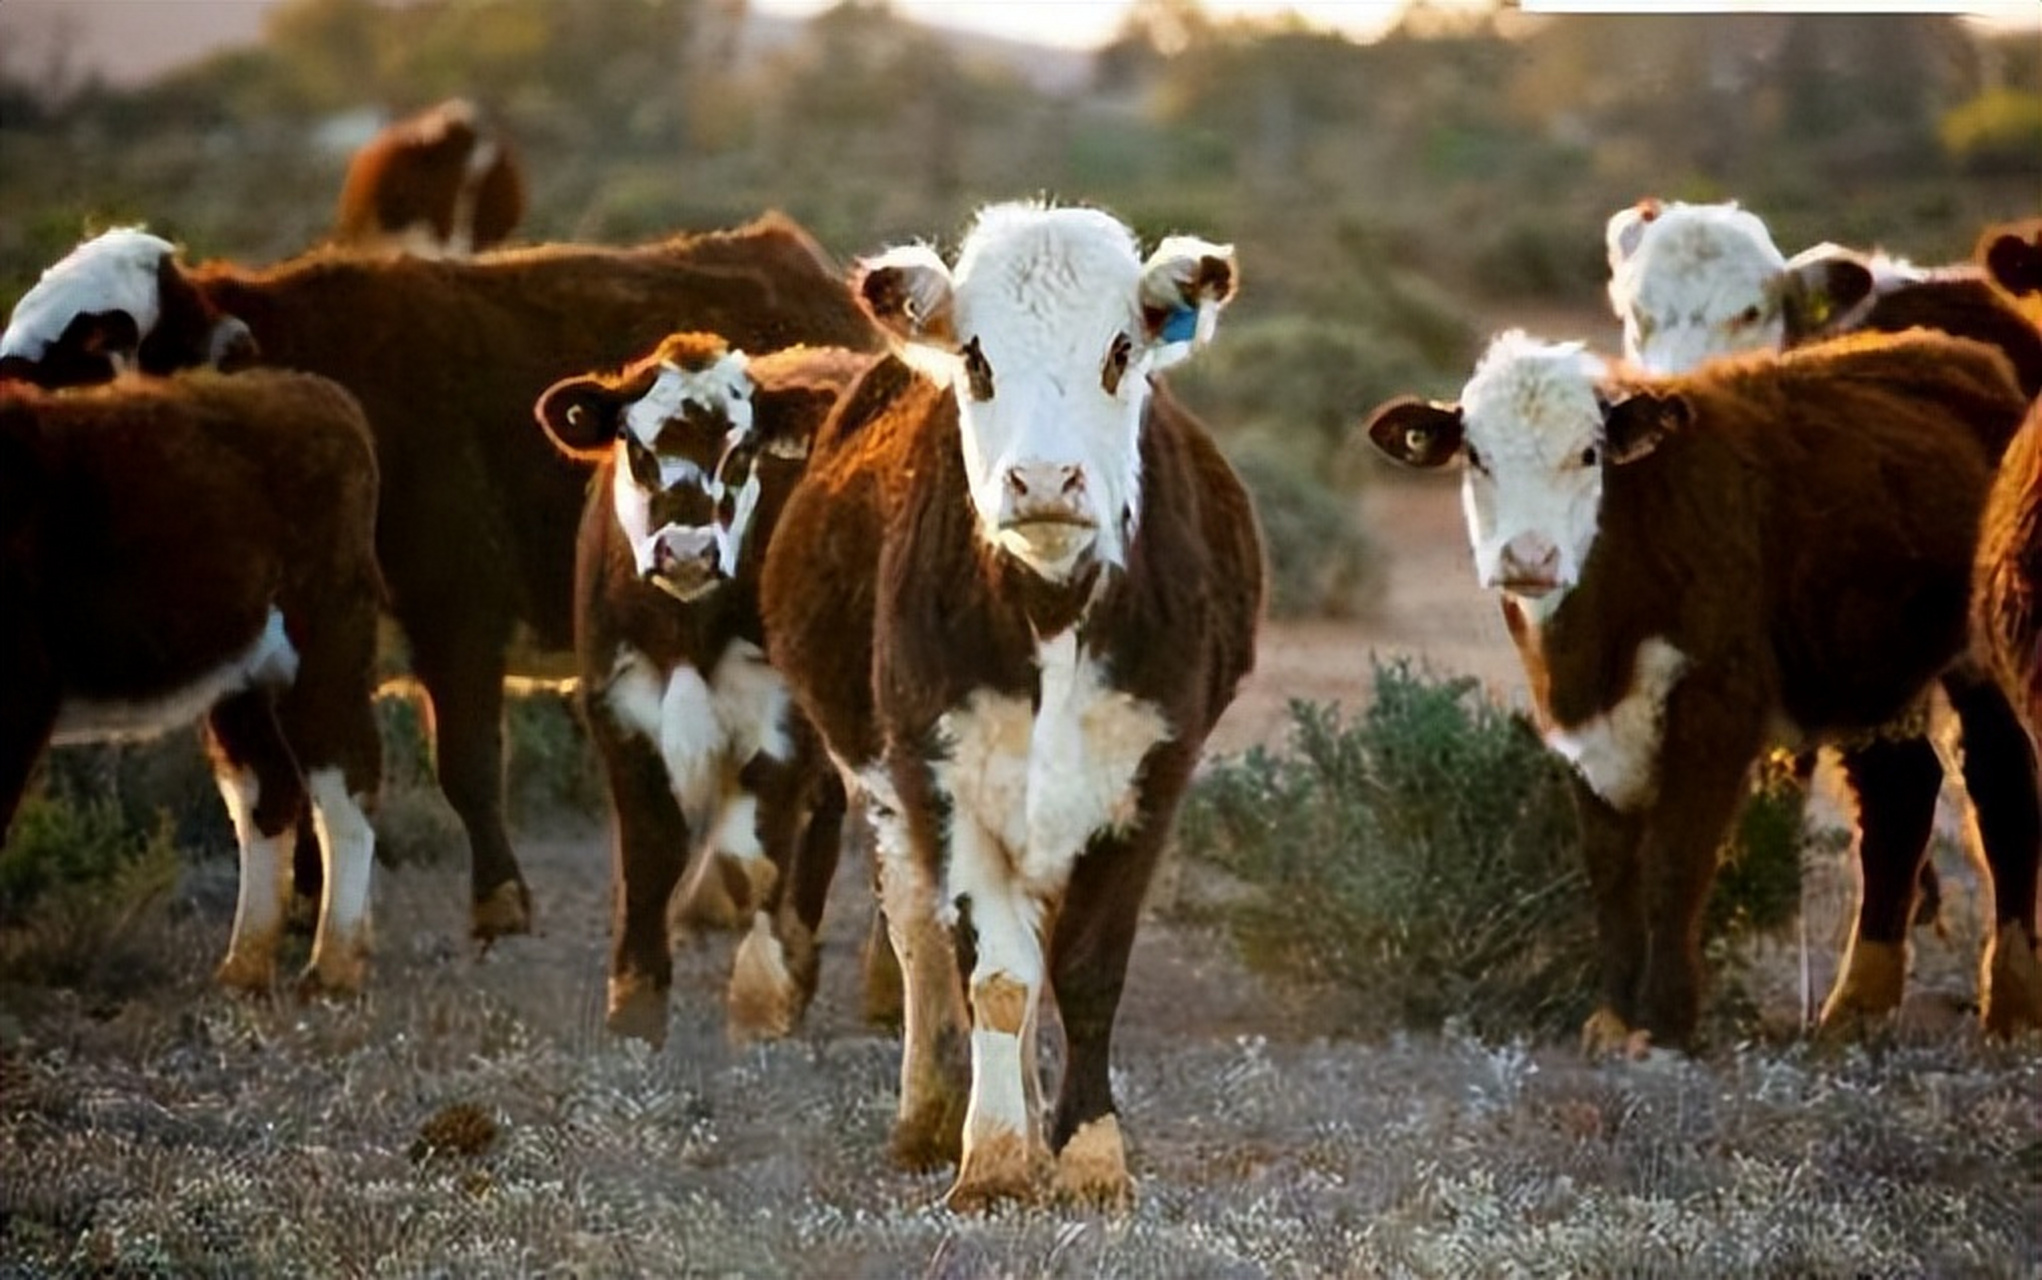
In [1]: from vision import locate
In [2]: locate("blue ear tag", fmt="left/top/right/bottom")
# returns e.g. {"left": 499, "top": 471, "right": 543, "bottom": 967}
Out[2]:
{"left": 1160, "top": 305, "right": 1199, "bottom": 344}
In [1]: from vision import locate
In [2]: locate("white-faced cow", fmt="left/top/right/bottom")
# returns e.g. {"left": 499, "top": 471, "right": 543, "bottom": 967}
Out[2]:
{"left": 534, "top": 332, "right": 875, "bottom": 1047}
{"left": 1, "top": 370, "right": 383, "bottom": 996}
{"left": 1603, "top": 197, "right": 2042, "bottom": 1034}
{"left": 761, "top": 202, "right": 1261, "bottom": 1210}
{"left": 0, "top": 217, "right": 881, "bottom": 943}
{"left": 332, "top": 98, "right": 526, "bottom": 256}
{"left": 1364, "top": 328, "right": 2039, "bottom": 1051}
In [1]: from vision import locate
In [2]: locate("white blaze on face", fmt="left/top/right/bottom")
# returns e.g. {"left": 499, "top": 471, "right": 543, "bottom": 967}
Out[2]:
{"left": 1607, "top": 202, "right": 1787, "bottom": 374}
{"left": 1455, "top": 332, "right": 1612, "bottom": 610}
{"left": 0, "top": 227, "right": 174, "bottom": 360}
{"left": 947, "top": 206, "right": 1155, "bottom": 579}
{"left": 607, "top": 350, "right": 753, "bottom": 582}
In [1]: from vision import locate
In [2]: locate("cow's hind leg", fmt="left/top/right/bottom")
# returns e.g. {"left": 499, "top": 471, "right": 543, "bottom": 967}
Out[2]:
{"left": 1820, "top": 736, "right": 1941, "bottom": 1031}
{"left": 206, "top": 690, "right": 305, "bottom": 995}
{"left": 407, "top": 620, "right": 530, "bottom": 941}
{"left": 277, "top": 643, "right": 383, "bottom": 999}
{"left": 1944, "top": 673, "right": 2042, "bottom": 1034}
{"left": 728, "top": 758, "right": 844, "bottom": 1043}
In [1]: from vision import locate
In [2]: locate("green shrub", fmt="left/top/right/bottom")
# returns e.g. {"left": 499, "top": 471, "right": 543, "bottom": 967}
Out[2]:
{"left": 1940, "top": 90, "right": 2042, "bottom": 177}
{"left": 1176, "top": 660, "right": 1810, "bottom": 1041}
{"left": 502, "top": 681, "right": 606, "bottom": 829}
{"left": 0, "top": 791, "right": 183, "bottom": 990}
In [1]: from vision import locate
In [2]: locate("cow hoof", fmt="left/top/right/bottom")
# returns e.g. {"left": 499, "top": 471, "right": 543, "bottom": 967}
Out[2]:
{"left": 215, "top": 951, "right": 277, "bottom": 997}
{"left": 890, "top": 1095, "right": 967, "bottom": 1172}
{"left": 606, "top": 976, "right": 669, "bottom": 1049}
{"left": 1980, "top": 922, "right": 2042, "bottom": 1037}
{"left": 471, "top": 881, "right": 532, "bottom": 943}
{"left": 294, "top": 957, "right": 367, "bottom": 1003}
{"left": 1818, "top": 937, "right": 1907, "bottom": 1032}
{"left": 671, "top": 854, "right": 747, "bottom": 932}
{"left": 727, "top": 915, "right": 806, "bottom": 1044}
{"left": 1053, "top": 1114, "right": 1133, "bottom": 1210}
{"left": 944, "top": 1129, "right": 1046, "bottom": 1213}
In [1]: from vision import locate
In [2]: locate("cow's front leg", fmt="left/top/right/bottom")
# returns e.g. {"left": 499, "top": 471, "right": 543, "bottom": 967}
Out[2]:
{"left": 1568, "top": 773, "right": 1649, "bottom": 1057}
{"left": 584, "top": 702, "right": 691, "bottom": 1048}
{"left": 945, "top": 814, "right": 1053, "bottom": 1211}
{"left": 873, "top": 799, "right": 967, "bottom": 1170}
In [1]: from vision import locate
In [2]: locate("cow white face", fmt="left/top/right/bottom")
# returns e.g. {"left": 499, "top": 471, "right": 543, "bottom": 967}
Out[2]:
{"left": 855, "top": 202, "right": 1236, "bottom": 582}
{"left": 0, "top": 228, "right": 171, "bottom": 384}
{"left": 1606, "top": 201, "right": 1789, "bottom": 374}
{"left": 535, "top": 341, "right": 753, "bottom": 602}
{"left": 1363, "top": 332, "right": 1684, "bottom": 615}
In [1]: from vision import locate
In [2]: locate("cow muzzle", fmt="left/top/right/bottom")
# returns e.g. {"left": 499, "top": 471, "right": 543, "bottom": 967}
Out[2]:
{"left": 1490, "top": 531, "right": 1564, "bottom": 599}
{"left": 643, "top": 525, "right": 722, "bottom": 602}
{"left": 998, "top": 462, "right": 1098, "bottom": 565}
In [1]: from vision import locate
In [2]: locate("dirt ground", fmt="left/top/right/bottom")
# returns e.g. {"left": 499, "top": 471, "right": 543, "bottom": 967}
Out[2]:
{"left": 7, "top": 467, "right": 2040, "bottom": 1277}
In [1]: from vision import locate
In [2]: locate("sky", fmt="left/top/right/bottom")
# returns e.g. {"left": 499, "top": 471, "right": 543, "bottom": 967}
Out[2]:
{"left": 750, "top": 0, "right": 2039, "bottom": 49}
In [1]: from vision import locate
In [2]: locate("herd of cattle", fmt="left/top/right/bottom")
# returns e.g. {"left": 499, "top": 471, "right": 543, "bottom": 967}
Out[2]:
{"left": 0, "top": 99, "right": 2039, "bottom": 1209}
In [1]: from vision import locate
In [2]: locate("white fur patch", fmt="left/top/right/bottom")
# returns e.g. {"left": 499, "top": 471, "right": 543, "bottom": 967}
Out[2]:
{"left": 306, "top": 767, "right": 376, "bottom": 958}
{"left": 1455, "top": 332, "right": 1610, "bottom": 605}
{"left": 1606, "top": 201, "right": 1787, "bottom": 374}
{"left": 716, "top": 466, "right": 764, "bottom": 579}
{"left": 604, "top": 642, "right": 793, "bottom": 830}
{"left": 215, "top": 765, "right": 291, "bottom": 964}
{"left": 1546, "top": 637, "right": 1690, "bottom": 811}
{"left": 53, "top": 609, "right": 299, "bottom": 744}
{"left": 1, "top": 227, "right": 173, "bottom": 360}
{"left": 623, "top": 352, "right": 753, "bottom": 449}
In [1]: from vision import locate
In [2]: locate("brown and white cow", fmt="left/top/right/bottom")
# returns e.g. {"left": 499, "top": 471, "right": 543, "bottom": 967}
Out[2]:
{"left": 1364, "top": 328, "right": 2040, "bottom": 1051}
{"left": 762, "top": 202, "right": 1260, "bottom": 1210}
{"left": 1603, "top": 197, "right": 2042, "bottom": 1033}
{"left": 0, "top": 370, "right": 383, "bottom": 995}
{"left": 0, "top": 216, "right": 882, "bottom": 942}
{"left": 534, "top": 332, "right": 874, "bottom": 1047}
{"left": 332, "top": 98, "right": 526, "bottom": 257}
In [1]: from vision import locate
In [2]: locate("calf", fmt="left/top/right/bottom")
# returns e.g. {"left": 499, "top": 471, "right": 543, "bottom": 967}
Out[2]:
{"left": 1, "top": 370, "right": 383, "bottom": 995}
{"left": 1364, "top": 328, "right": 2039, "bottom": 1050}
{"left": 332, "top": 98, "right": 525, "bottom": 256}
{"left": 1604, "top": 197, "right": 2042, "bottom": 1033}
{"left": 0, "top": 217, "right": 881, "bottom": 942}
{"left": 534, "top": 333, "right": 873, "bottom": 1046}
{"left": 762, "top": 202, "right": 1260, "bottom": 1209}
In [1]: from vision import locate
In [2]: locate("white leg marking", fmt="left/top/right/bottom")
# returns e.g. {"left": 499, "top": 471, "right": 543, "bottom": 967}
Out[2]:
{"left": 215, "top": 765, "right": 290, "bottom": 988}
{"left": 306, "top": 767, "right": 376, "bottom": 991}
{"left": 1545, "top": 636, "right": 1690, "bottom": 811}
{"left": 949, "top": 811, "right": 1047, "bottom": 1148}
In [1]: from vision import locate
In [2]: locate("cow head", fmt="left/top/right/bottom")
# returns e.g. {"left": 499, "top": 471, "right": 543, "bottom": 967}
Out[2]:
{"left": 0, "top": 227, "right": 257, "bottom": 388}
{"left": 853, "top": 201, "right": 1236, "bottom": 582}
{"left": 1364, "top": 331, "right": 1683, "bottom": 610}
{"left": 535, "top": 333, "right": 754, "bottom": 603}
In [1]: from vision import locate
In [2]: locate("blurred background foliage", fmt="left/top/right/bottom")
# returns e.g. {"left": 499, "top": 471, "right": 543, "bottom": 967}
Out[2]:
{"left": 0, "top": 0, "right": 2036, "bottom": 622}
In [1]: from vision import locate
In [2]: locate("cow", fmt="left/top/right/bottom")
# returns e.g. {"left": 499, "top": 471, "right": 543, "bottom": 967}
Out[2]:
{"left": 533, "top": 332, "right": 875, "bottom": 1046}
{"left": 332, "top": 98, "right": 526, "bottom": 256}
{"left": 1602, "top": 196, "right": 2042, "bottom": 1033}
{"left": 760, "top": 201, "right": 1261, "bottom": 1210}
{"left": 1, "top": 369, "right": 383, "bottom": 996}
{"left": 0, "top": 216, "right": 883, "bottom": 943}
{"left": 1363, "top": 328, "right": 2041, "bottom": 1052}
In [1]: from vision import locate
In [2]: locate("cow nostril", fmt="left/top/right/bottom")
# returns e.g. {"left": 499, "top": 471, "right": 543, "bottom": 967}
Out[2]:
{"left": 1006, "top": 469, "right": 1029, "bottom": 498}
{"left": 1060, "top": 467, "right": 1084, "bottom": 496}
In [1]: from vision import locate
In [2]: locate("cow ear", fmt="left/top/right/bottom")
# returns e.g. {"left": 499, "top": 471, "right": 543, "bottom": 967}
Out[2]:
{"left": 1984, "top": 230, "right": 2042, "bottom": 299}
{"left": 1605, "top": 197, "right": 1662, "bottom": 269}
{"left": 1599, "top": 389, "right": 1688, "bottom": 464}
{"left": 1774, "top": 244, "right": 1875, "bottom": 340}
{"left": 535, "top": 375, "right": 634, "bottom": 460}
{"left": 1140, "top": 236, "right": 1237, "bottom": 366}
{"left": 853, "top": 246, "right": 957, "bottom": 351}
{"left": 1363, "top": 397, "right": 1464, "bottom": 469}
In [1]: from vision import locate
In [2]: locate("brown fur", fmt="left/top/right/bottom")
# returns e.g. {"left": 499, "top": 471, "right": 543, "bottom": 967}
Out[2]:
{"left": 762, "top": 358, "right": 1261, "bottom": 1184}
{"left": 552, "top": 339, "right": 873, "bottom": 1045}
{"left": 332, "top": 100, "right": 525, "bottom": 255}
{"left": 64, "top": 215, "right": 884, "bottom": 938}
{"left": 0, "top": 369, "right": 382, "bottom": 983}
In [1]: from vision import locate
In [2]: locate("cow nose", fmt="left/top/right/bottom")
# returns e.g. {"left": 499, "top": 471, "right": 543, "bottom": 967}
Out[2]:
{"left": 1498, "top": 533, "right": 1560, "bottom": 584}
{"left": 653, "top": 536, "right": 715, "bottom": 575}
{"left": 1005, "top": 462, "right": 1084, "bottom": 502}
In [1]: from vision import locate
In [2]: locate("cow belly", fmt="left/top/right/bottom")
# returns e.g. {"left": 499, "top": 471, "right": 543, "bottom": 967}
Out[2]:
{"left": 937, "top": 632, "right": 1173, "bottom": 892}
{"left": 603, "top": 640, "right": 793, "bottom": 821}
{"left": 52, "top": 609, "right": 299, "bottom": 745}
{"left": 1545, "top": 636, "right": 1689, "bottom": 812}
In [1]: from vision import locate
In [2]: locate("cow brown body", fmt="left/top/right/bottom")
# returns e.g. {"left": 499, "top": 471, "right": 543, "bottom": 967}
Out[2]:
{"left": 333, "top": 99, "right": 525, "bottom": 256}
{"left": 1369, "top": 329, "right": 2040, "bottom": 1048}
{"left": 0, "top": 216, "right": 882, "bottom": 941}
{"left": 0, "top": 370, "right": 383, "bottom": 994}
{"left": 536, "top": 335, "right": 874, "bottom": 1046}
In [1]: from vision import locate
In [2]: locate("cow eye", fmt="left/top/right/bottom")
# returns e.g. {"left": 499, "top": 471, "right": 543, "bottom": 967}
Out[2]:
{"left": 1579, "top": 445, "right": 1600, "bottom": 468}
{"left": 1101, "top": 332, "right": 1133, "bottom": 395}
{"left": 961, "top": 337, "right": 994, "bottom": 402}
{"left": 1731, "top": 304, "right": 1764, "bottom": 328}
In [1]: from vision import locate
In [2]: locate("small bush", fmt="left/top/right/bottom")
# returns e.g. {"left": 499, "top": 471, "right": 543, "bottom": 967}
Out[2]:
{"left": 502, "top": 681, "right": 605, "bottom": 829}
{"left": 1940, "top": 89, "right": 2042, "bottom": 177}
{"left": 1176, "top": 660, "right": 1810, "bottom": 1041}
{"left": 1226, "top": 440, "right": 1383, "bottom": 619}
{"left": 0, "top": 790, "right": 183, "bottom": 990}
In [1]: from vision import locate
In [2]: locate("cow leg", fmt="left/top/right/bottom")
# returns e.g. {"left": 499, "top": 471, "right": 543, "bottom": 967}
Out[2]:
{"left": 1568, "top": 773, "right": 1649, "bottom": 1055}
{"left": 585, "top": 703, "right": 690, "bottom": 1049}
{"left": 1943, "top": 673, "right": 2042, "bottom": 1034}
{"left": 728, "top": 759, "right": 843, "bottom": 1043}
{"left": 1820, "top": 736, "right": 1941, "bottom": 1031}
{"left": 287, "top": 821, "right": 323, "bottom": 938}
{"left": 0, "top": 684, "right": 58, "bottom": 845}
{"left": 1633, "top": 700, "right": 1762, "bottom": 1051}
{"left": 205, "top": 690, "right": 306, "bottom": 996}
{"left": 872, "top": 796, "right": 968, "bottom": 1171}
{"left": 407, "top": 625, "right": 530, "bottom": 941}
